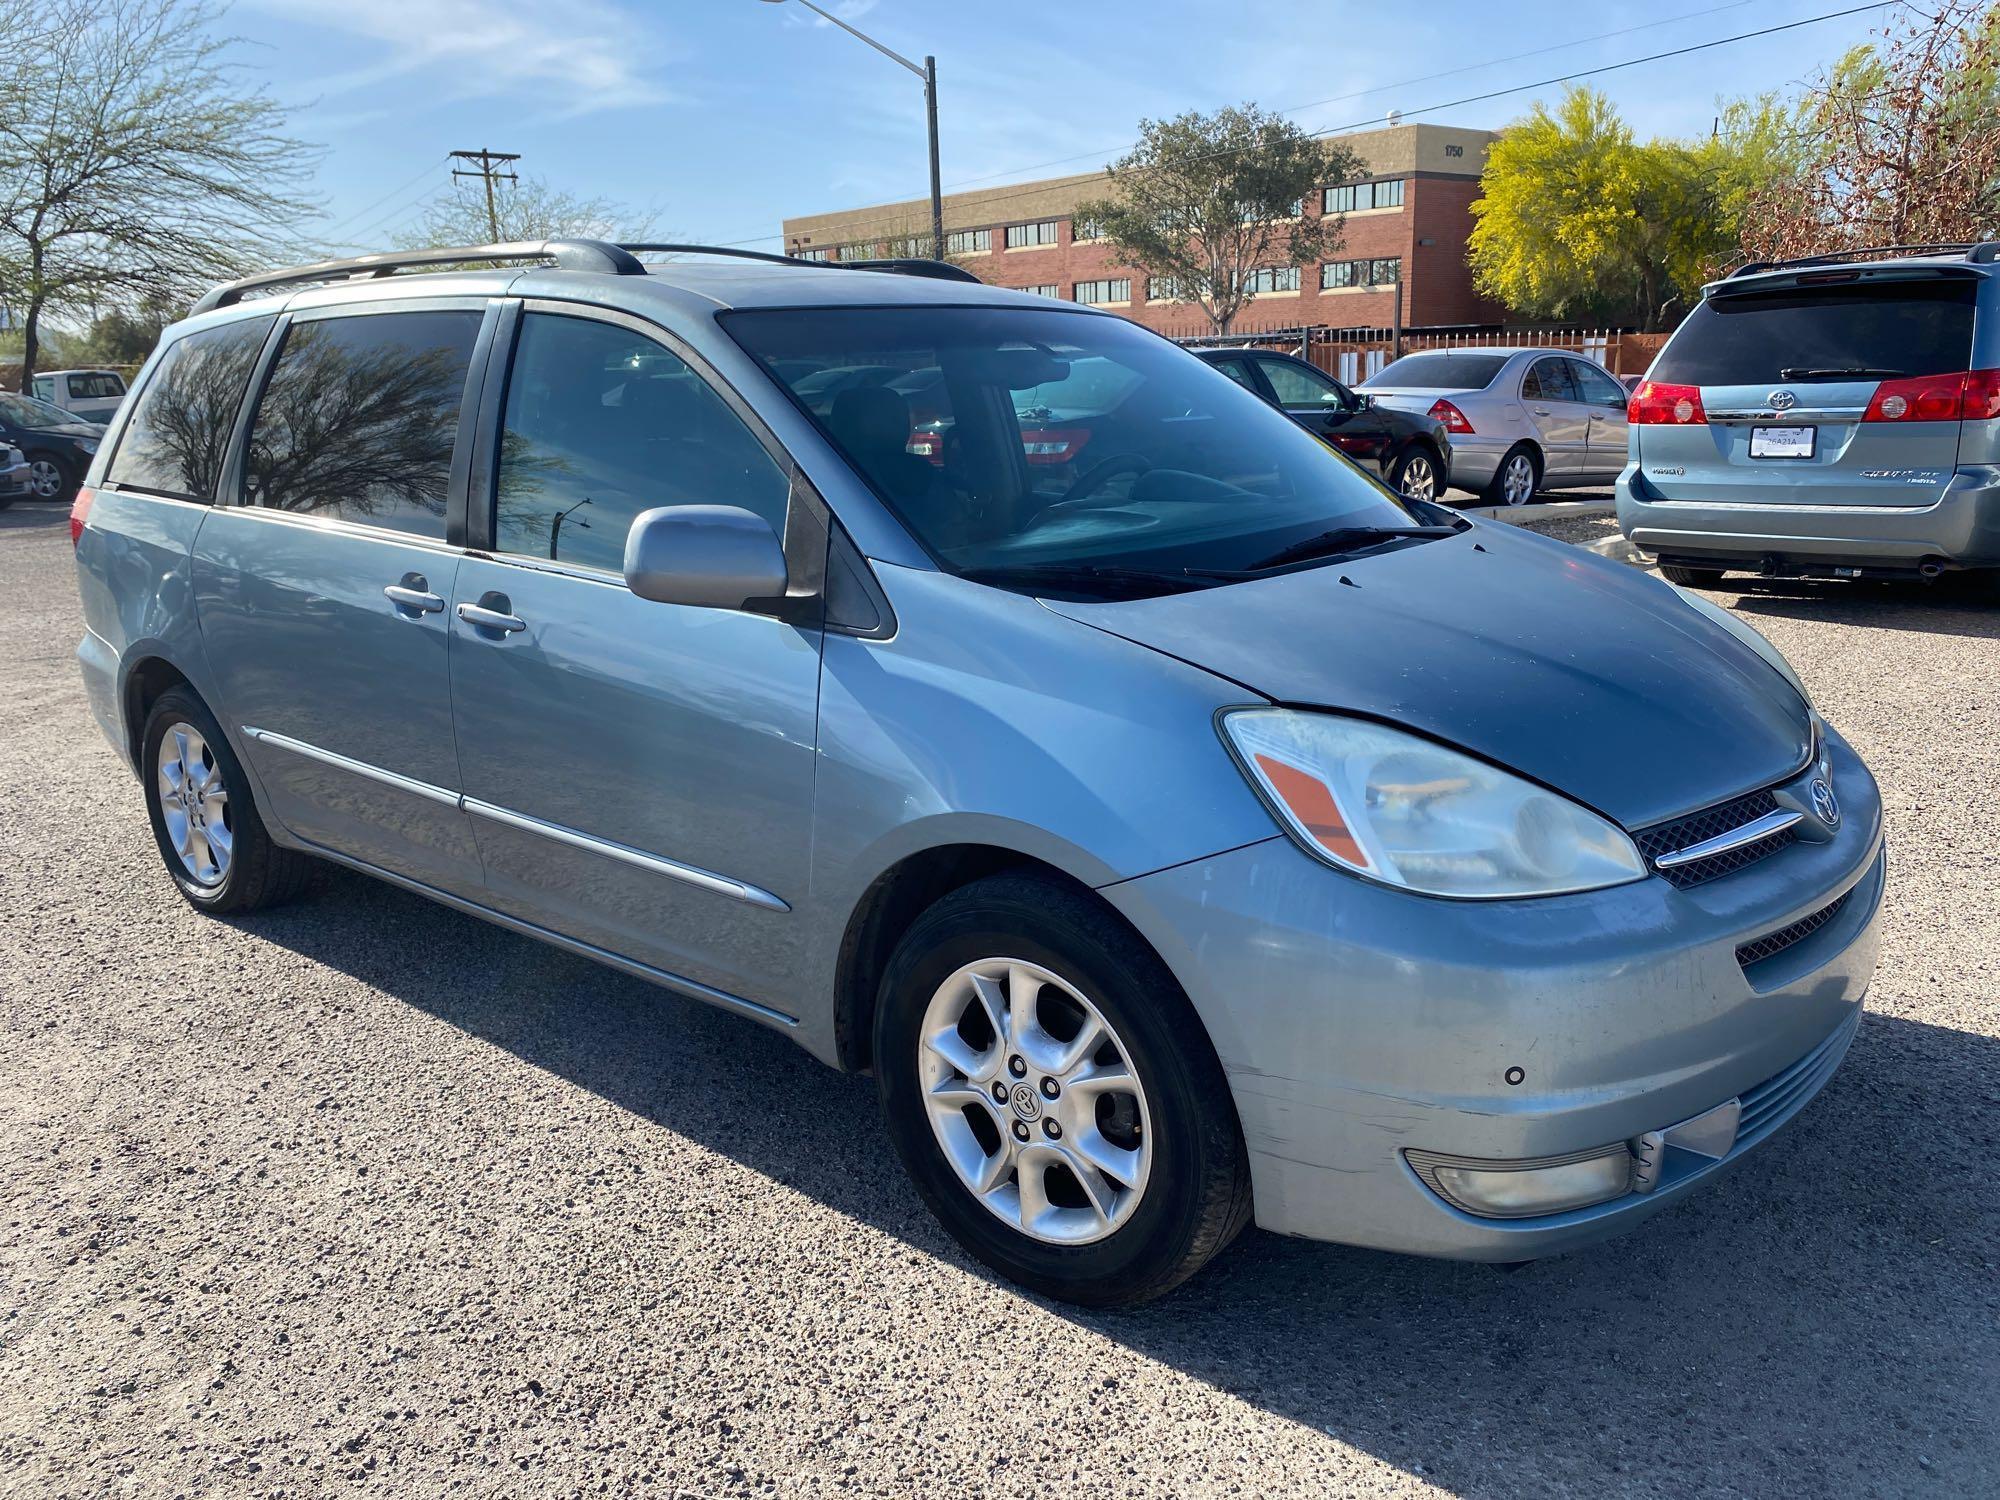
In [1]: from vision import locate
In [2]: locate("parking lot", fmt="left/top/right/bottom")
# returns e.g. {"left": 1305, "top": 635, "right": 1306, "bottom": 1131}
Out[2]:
{"left": 1, "top": 494, "right": 1995, "bottom": 1497}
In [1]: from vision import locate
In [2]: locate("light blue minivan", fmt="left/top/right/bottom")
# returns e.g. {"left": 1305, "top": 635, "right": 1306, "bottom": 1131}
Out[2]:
{"left": 74, "top": 242, "right": 1884, "bottom": 1303}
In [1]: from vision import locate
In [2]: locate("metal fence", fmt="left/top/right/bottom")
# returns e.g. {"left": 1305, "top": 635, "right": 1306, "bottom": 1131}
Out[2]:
{"left": 1169, "top": 324, "right": 1670, "bottom": 379}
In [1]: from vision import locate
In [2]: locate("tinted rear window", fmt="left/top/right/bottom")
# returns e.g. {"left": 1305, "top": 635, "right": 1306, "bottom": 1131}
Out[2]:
{"left": 1655, "top": 278, "right": 1977, "bottom": 385}
{"left": 106, "top": 317, "right": 274, "bottom": 501}
{"left": 1366, "top": 353, "right": 1507, "bottom": 389}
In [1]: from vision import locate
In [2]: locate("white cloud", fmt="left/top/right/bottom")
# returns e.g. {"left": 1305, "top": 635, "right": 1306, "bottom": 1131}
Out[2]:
{"left": 247, "top": 0, "right": 675, "bottom": 114}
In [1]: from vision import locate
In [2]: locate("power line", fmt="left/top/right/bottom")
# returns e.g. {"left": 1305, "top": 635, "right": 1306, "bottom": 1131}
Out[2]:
{"left": 450, "top": 148, "right": 521, "bottom": 242}
{"left": 703, "top": 0, "right": 1895, "bottom": 252}
{"left": 317, "top": 157, "right": 449, "bottom": 242}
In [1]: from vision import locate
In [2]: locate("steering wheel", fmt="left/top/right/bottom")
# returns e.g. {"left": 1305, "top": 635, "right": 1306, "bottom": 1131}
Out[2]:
{"left": 1060, "top": 452, "right": 1151, "bottom": 503}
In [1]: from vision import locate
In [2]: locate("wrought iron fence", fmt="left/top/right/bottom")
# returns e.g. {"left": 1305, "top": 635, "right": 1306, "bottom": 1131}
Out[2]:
{"left": 1166, "top": 323, "right": 1669, "bottom": 379}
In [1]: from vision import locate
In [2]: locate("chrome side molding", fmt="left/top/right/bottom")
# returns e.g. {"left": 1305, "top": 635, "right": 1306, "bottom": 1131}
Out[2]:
{"left": 241, "top": 727, "right": 789, "bottom": 912}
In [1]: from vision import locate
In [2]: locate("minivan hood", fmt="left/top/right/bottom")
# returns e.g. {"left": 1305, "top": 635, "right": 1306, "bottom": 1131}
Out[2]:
{"left": 1043, "top": 524, "right": 1813, "bottom": 829}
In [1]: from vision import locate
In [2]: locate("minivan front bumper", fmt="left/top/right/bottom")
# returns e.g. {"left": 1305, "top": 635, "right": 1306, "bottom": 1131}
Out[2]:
{"left": 1617, "top": 461, "right": 2000, "bottom": 571}
{"left": 1101, "top": 724, "right": 1883, "bottom": 1260}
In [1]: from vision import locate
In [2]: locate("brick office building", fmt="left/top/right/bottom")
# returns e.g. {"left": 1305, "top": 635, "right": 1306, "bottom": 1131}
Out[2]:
{"left": 781, "top": 122, "right": 1503, "bottom": 335}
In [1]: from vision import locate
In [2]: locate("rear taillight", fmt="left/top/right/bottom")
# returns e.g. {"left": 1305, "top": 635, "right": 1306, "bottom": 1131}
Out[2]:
{"left": 1427, "top": 398, "right": 1473, "bottom": 434}
{"left": 1627, "top": 381, "right": 1707, "bottom": 425}
{"left": 69, "top": 485, "right": 94, "bottom": 547}
{"left": 1020, "top": 428, "right": 1090, "bottom": 464}
{"left": 1864, "top": 369, "right": 2000, "bottom": 422}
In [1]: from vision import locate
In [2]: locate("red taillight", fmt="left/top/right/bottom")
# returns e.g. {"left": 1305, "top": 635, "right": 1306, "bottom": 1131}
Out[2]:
{"left": 906, "top": 428, "right": 943, "bottom": 464}
{"left": 1627, "top": 381, "right": 1707, "bottom": 425}
{"left": 1020, "top": 427, "right": 1091, "bottom": 464}
{"left": 69, "top": 485, "right": 95, "bottom": 547}
{"left": 1427, "top": 398, "right": 1473, "bottom": 435}
{"left": 1863, "top": 369, "right": 2000, "bottom": 422}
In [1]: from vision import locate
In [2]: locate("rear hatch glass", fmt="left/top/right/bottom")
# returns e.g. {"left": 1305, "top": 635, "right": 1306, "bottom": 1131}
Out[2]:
{"left": 1640, "top": 277, "right": 1977, "bottom": 507}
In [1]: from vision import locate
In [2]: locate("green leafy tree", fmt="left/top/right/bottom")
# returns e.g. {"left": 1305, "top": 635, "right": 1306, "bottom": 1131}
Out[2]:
{"left": 0, "top": 0, "right": 318, "bottom": 390}
{"left": 1744, "top": 0, "right": 2000, "bottom": 259}
{"left": 1073, "top": 105, "right": 1361, "bottom": 333}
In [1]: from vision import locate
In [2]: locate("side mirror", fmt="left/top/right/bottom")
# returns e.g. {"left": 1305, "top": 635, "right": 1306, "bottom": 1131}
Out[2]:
{"left": 623, "top": 505, "right": 788, "bottom": 610}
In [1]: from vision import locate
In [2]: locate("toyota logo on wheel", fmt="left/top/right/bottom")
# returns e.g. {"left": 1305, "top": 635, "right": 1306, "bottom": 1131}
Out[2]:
{"left": 1768, "top": 389, "right": 1798, "bottom": 411}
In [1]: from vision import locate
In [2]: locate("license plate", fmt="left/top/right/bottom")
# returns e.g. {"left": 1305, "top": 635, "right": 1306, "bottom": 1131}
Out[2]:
{"left": 1750, "top": 425, "right": 1815, "bottom": 459}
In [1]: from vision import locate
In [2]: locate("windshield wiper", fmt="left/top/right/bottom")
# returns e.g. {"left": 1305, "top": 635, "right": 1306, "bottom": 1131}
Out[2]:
{"left": 956, "top": 561, "right": 1254, "bottom": 597}
{"left": 1777, "top": 366, "right": 1903, "bottom": 380}
{"left": 1245, "top": 524, "right": 1461, "bottom": 573}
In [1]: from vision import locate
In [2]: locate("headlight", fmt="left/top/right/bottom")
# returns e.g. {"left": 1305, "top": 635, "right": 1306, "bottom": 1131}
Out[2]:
{"left": 1222, "top": 710, "right": 1646, "bottom": 899}
{"left": 1672, "top": 586, "right": 1811, "bottom": 711}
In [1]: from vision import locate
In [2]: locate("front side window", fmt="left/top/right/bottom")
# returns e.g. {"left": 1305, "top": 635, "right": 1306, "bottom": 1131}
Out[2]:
{"left": 105, "top": 317, "right": 274, "bottom": 502}
{"left": 242, "top": 309, "right": 480, "bottom": 538}
{"left": 1005, "top": 220, "right": 1059, "bottom": 250}
{"left": 1569, "top": 359, "right": 1629, "bottom": 408}
{"left": 493, "top": 313, "right": 789, "bottom": 571}
{"left": 1255, "top": 355, "right": 1344, "bottom": 408}
{"left": 726, "top": 306, "right": 1424, "bottom": 597}
{"left": 1072, "top": 279, "right": 1131, "bottom": 306}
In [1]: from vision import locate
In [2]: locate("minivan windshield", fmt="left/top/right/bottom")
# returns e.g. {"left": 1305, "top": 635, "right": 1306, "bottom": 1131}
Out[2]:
{"left": 726, "top": 306, "right": 1439, "bottom": 597}
{"left": 1654, "top": 278, "right": 1977, "bottom": 385}
{"left": 1365, "top": 352, "right": 1508, "bottom": 389}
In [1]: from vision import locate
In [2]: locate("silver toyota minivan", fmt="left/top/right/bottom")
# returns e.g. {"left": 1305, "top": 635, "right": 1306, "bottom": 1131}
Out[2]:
{"left": 1618, "top": 242, "right": 2000, "bottom": 586}
{"left": 73, "top": 242, "right": 1884, "bottom": 1305}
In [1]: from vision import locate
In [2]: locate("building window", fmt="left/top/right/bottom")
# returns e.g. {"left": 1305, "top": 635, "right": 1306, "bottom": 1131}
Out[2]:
{"left": 945, "top": 228, "right": 991, "bottom": 255}
{"left": 1005, "top": 220, "right": 1059, "bottom": 249}
{"left": 794, "top": 247, "right": 832, "bottom": 262}
{"left": 1147, "top": 275, "right": 1186, "bottom": 302}
{"left": 1245, "top": 266, "right": 1301, "bottom": 294}
{"left": 1023, "top": 283, "right": 1061, "bottom": 298}
{"left": 1321, "top": 257, "right": 1401, "bottom": 290}
{"left": 1071, "top": 278, "right": 1131, "bottom": 305}
{"left": 1072, "top": 216, "right": 1104, "bottom": 242}
{"left": 1323, "top": 178, "right": 1405, "bottom": 214}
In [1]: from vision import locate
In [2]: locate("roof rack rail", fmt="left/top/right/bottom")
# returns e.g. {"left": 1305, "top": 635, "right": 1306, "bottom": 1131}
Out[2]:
{"left": 1726, "top": 241, "right": 2000, "bottom": 279}
{"left": 190, "top": 239, "right": 645, "bottom": 314}
{"left": 618, "top": 243, "right": 981, "bottom": 284}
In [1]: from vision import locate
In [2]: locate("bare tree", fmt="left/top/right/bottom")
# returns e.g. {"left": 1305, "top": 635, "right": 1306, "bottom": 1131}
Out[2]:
{"left": 1073, "top": 105, "right": 1361, "bottom": 334}
{"left": 1744, "top": 0, "right": 2000, "bottom": 261}
{"left": 407, "top": 176, "right": 656, "bottom": 251}
{"left": 0, "top": 0, "right": 319, "bottom": 389}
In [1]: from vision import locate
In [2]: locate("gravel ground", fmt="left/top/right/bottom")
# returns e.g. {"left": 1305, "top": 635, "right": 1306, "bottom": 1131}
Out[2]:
{"left": 2, "top": 496, "right": 1995, "bottom": 1499}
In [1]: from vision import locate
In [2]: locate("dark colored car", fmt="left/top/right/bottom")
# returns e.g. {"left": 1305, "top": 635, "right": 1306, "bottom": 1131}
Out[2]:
{"left": 0, "top": 390, "right": 103, "bottom": 502}
{"left": 1195, "top": 348, "right": 1451, "bottom": 500}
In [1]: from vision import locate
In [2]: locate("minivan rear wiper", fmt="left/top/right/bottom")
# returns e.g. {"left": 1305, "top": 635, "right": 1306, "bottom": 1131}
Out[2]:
{"left": 955, "top": 561, "right": 1256, "bottom": 597}
{"left": 1777, "top": 366, "right": 1903, "bottom": 380}
{"left": 1245, "top": 524, "right": 1461, "bottom": 572}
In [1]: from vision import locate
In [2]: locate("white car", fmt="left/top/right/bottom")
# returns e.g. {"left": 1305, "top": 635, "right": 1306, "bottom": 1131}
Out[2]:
{"left": 28, "top": 368, "right": 128, "bottom": 426}
{"left": 1361, "top": 348, "right": 1631, "bottom": 505}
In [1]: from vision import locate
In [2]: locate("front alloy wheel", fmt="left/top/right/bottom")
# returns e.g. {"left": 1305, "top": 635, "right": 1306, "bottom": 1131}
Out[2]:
{"left": 27, "top": 456, "right": 67, "bottom": 500}
{"left": 918, "top": 958, "right": 1152, "bottom": 1245}
{"left": 1392, "top": 450, "right": 1438, "bottom": 502}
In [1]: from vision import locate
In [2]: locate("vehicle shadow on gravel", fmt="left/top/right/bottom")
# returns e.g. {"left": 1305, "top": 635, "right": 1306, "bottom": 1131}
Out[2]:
{"left": 234, "top": 867, "right": 1999, "bottom": 1498}
{"left": 1727, "top": 577, "right": 2000, "bottom": 640}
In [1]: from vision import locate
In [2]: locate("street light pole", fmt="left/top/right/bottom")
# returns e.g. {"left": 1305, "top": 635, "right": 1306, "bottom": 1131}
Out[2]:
{"left": 761, "top": 0, "right": 943, "bottom": 261}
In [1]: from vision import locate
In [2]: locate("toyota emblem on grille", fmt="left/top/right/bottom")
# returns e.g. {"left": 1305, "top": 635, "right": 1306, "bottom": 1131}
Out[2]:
{"left": 1768, "top": 389, "right": 1798, "bottom": 411}
{"left": 1809, "top": 777, "right": 1840, "bottom": 827}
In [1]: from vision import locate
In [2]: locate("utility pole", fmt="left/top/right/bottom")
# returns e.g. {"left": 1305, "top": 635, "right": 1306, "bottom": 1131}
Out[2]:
{"left": 449, "top": 148, "right": 520, "bottom": 242}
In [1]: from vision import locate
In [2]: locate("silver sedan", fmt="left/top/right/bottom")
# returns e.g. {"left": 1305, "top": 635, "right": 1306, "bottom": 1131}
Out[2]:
{"left": 1361, "top": 347, "right": 1631, "bottom": 504}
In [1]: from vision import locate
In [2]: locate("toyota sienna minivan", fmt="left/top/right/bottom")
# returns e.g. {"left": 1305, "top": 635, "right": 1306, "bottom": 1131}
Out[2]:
{"left": 72, "top": 241, "right": 1884, "bottom": 1304}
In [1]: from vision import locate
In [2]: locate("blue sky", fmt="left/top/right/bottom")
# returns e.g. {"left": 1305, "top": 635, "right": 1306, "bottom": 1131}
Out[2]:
{"left": 229, "top": 0, "right": 1896, "bottom": 253}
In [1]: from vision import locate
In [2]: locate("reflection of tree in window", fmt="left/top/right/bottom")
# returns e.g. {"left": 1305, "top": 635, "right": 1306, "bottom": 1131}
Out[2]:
{"left": 243, "top": 312, "right": 479, "bottom": 537}
{"left": 107, "top": 318, "right": 272, "bottom": 500}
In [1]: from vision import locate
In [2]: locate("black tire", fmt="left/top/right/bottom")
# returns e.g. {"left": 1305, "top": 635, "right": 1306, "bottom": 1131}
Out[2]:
{"left": 25, "top": 451, "right": 73, "bottom": 503}
{"left": 1659, "top": 563, "right": 1728, "bottom": 589}
{"left": 874, "top": 872, "right": 1252, "bottom": 1306}
{"left": 1385, "top": 444, "right": 1443, "bottom": 503}
{"left": 1483, "top": 443, "right": 1540, "bottom": 506}
{"left": 141, "top": 687, "right": 312, "bottom": 914}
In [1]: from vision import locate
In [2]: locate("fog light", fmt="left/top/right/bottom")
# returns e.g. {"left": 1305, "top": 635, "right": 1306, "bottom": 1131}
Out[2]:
{"left": 1406, "top": 1144, "right": 1633, "bottom": 1219}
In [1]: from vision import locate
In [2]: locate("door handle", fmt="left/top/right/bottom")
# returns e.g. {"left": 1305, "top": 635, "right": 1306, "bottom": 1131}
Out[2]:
{"left": 457, "top": 601, "right": 526, "bottom": 634}
{"left": 383, "top": 583, "right": 445, "bottom": 613}
{"left": 1532, "top": 407, "right": 1552, "bottom": 416}
{"left": 1589, "top": 411, "right": 1609, "bottom": 420}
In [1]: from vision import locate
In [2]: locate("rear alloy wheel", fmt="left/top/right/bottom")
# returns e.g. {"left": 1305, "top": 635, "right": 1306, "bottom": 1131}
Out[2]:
{"left": 1486, "top": 445, "right": 1539, "bottom": 507}
{"left": 1659, "top": 563, "right": 1728, "bottom": 589}
{"left": 1388, "top": 448, "right": 1439, "bottom": 502}
{"left": 875, "top": 873, "right": 1251, "bottom": 1305}
{"left": 27, "top": 454, "right": 70, "bottom": 501}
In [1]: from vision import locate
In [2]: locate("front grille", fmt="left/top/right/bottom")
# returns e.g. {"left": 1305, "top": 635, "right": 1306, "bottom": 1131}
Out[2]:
{"left": 1735, "top": 890, "right": 1851, "bottom": 969}
{"left": 1734, "top": 1006, "right": 1861, "bottom": 1146}
{"left": 1634, "top": 788, "right": 1796, "bottom": 889}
